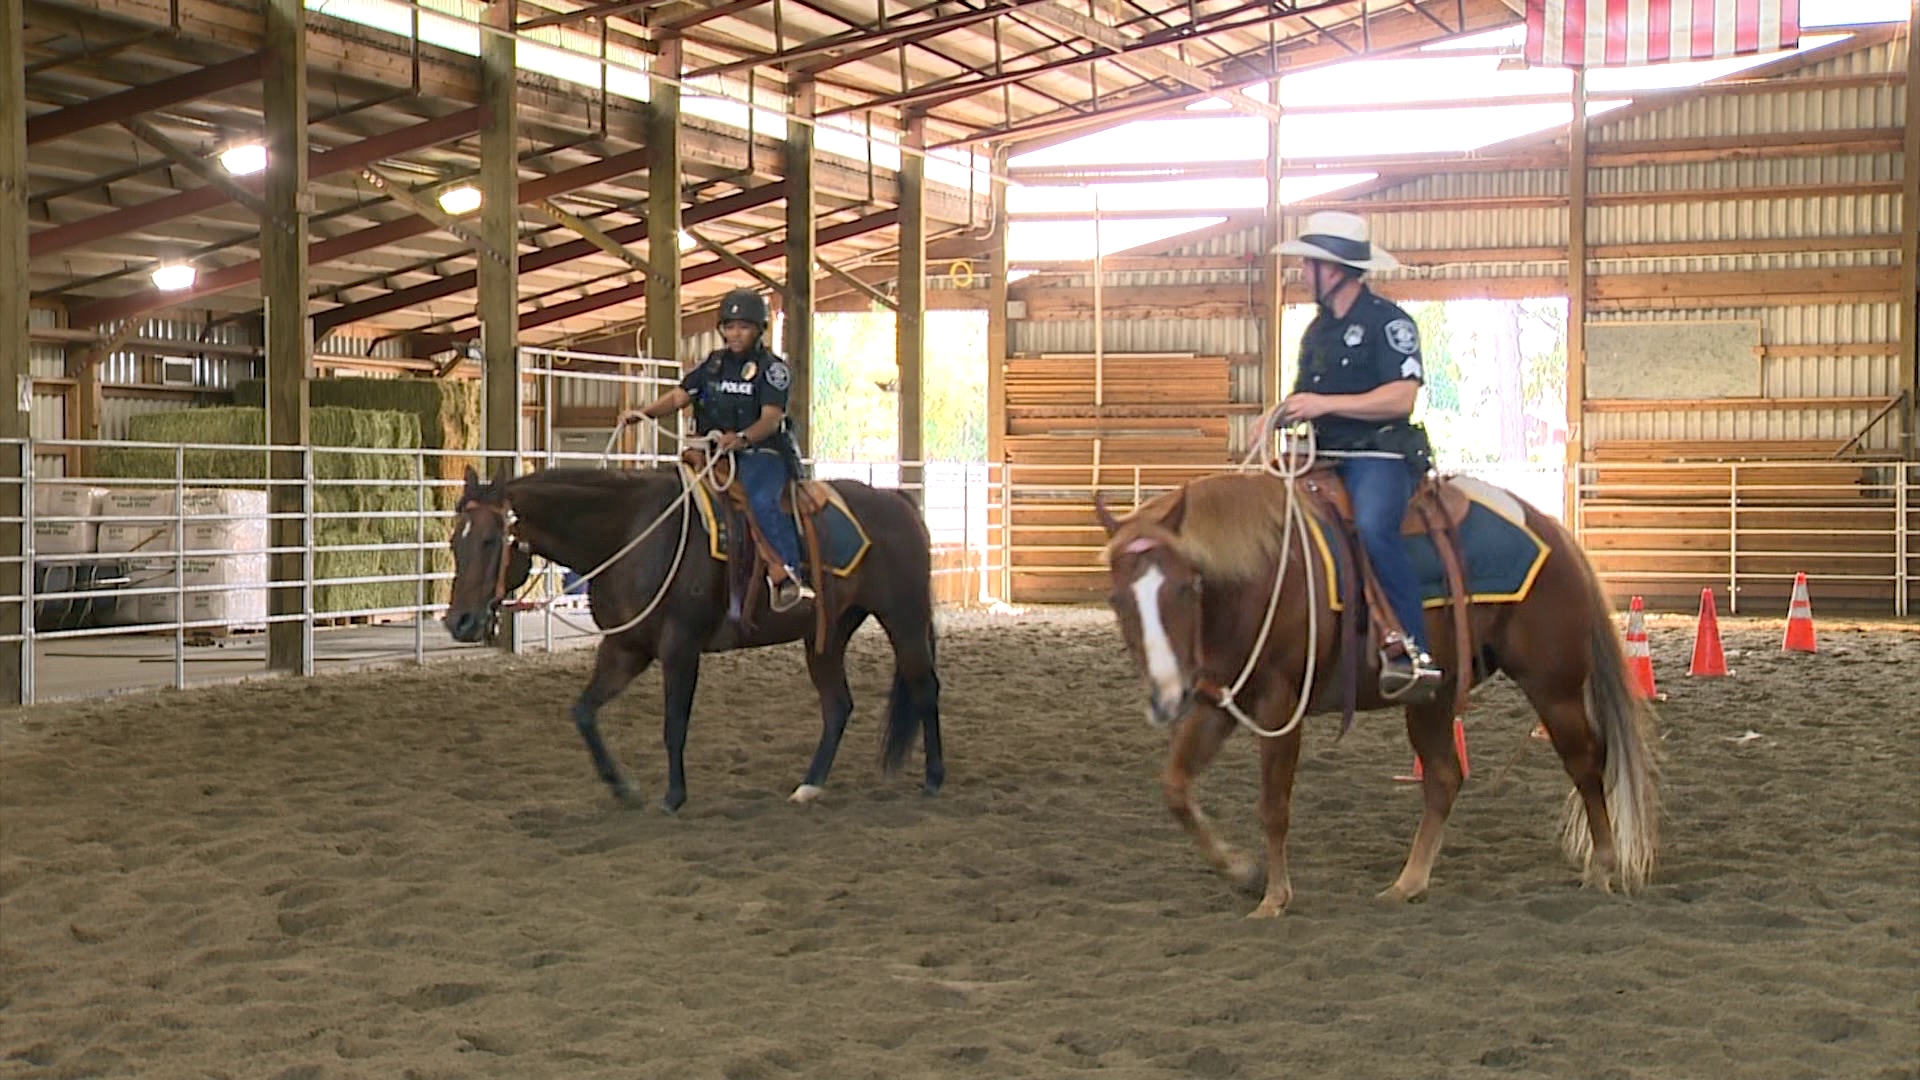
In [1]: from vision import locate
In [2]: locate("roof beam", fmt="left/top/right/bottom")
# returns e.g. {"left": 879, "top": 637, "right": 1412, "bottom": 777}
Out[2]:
{"left": 1018, "top": 1, "right": 1280, "bottom": 120}
{"left": 533, "top": 199, "right": 657, "bottom": 277}
{"left": 30, "top": 106, "right": 485, "bottom": 257}
{"left": 309, "top": 181, "right": 787, "bottom": 334}
{"left": 358, "top": 166, "right": 508, "bottom": 266}
{"left": 67, "top": 142, "right": 651, "bottom": 327}
{"left": 516, "top": 0, "right": 651, "bottom": 31}
{"left": 689, "top": 0, "right": 1051, "bottom": 79}
{"left": 117, "top": 115, "right": 281, "bottom": 226}
{"left": 25, "top": 51, "right": 265, "bottom": 144}
{"left": 656, "top": 0, "right": 769, "bottom": 33}
{"left": 415, "top": 208, "right": 900, "bottom": 346}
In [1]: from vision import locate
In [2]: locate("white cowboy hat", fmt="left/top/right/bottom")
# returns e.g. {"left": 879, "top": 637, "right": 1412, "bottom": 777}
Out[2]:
{"left": 1271, "top": 210, "right": 1400, "bottom": 272}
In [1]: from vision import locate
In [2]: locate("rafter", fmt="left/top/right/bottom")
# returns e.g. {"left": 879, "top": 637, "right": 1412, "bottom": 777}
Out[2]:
{"left": 25, "top": 51, "right": 264, "bottom": 144}
{"left": 1019, "top": 1, "right": 1279, "bottom": 120}
{"left": 30, "top": 106, "right": 486, "bottom": 258}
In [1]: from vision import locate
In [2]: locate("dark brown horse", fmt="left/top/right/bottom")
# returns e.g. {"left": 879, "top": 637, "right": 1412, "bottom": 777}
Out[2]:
{"left": 1097, "top": 471, "right": 1659, "bottom": 918}
{"left": 444, "top": 464, "right": 942, "bottom": 813}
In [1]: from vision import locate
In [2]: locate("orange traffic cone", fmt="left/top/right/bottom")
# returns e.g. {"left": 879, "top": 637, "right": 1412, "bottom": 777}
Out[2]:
{"left": 1689, "top": 587, "right": 1729, "bottom": 677}
{"left": 1395, "top": 717, "right": 1471, "bottom": 783}
{"left": 1623, "top": 595, "right": 1659, "bottom": 698}
{"left": 1782, "top": 572, "right": 1816, "bottom": 653}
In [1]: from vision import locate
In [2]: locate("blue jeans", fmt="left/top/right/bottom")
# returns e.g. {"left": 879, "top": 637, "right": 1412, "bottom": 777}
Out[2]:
{"left": 1337, "top": 456, "right": 1427, "bottom": 650}
{"left": 735, "top": 450, "right": 802, "bottom": 574}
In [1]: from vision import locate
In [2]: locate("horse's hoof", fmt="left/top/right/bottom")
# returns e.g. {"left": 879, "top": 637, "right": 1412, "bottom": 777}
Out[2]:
{"left": 659, "top": 793, "right": 685, "bottom": 816}
{"left": 789, "top": 784, "right": 824, "bottom": 805}
{"left": 1246, "top": 900, "right": 1288, "bottom": 920}
{"left": 1223, "top": 853, "right": 1262, "bottom": 894}
{"left": 611, "top": 780, "right": 640, "bottom": 804}
{"left": 1374, "top": 883, "right": 1426, "bottom": 904}
{"left": 921, "top": 777, "right": 943, "bottom": 797}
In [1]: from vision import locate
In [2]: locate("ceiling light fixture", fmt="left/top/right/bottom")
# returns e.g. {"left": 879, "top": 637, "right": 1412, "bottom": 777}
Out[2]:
{"left": 437, "top": 185, "right": 483, "bottom": 215}
{"left": 151, "top": 264, "right": 198, "bottom": 291}
{"left": 218, "top": 143, "right": 267, "bottom": 175}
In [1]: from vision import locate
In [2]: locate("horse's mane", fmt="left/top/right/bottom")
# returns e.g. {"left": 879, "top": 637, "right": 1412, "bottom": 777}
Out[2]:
{"left": 1105, "top": 473, "right": 1294, "bottom": 583}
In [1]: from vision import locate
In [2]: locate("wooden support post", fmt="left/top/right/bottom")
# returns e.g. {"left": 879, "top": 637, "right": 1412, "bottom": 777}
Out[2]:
{"left": 479, "top": 0, "right": 520, "bottom": 649}
{"left": 263, "top": 0, "right": 312, "bottom": 674}
{"left": 985, "top": 145, "right": 1010, "bottom": 602}
{"left": 1262, "top": 74, "right": 1285, "bottom": 415}
{"left": 1564, "top": 68, "right": 1589, "bottom": 527}
{"left": 1900, "top": 7, "right": 1918, "bottom": 457}
{"left": 897, "top": 114, "right": 928, "bottom": 498}
{"left": 784, "top": 79, "right": 817, "bottom": 457}
{"left": 645, "top": 36, "right": 683, "bottom": 461}
{"left": 1, "top": 0, "right": 29, "bottom": 703}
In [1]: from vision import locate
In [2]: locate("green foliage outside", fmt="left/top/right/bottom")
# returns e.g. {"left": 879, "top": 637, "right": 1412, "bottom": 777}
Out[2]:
{"left": 809, "top": 307, "right": 987, "bottom": 462}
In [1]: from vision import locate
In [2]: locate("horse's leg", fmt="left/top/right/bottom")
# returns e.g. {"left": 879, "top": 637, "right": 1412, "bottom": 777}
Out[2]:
{"left": 657, "top": 626, "right": 704, "bottom": 815}
{"left": 1164, "top": 707, "right": 1257, "bottom": 889}
{"left": 1516, "top": 678, "right": 1617, "bottom": 890}
{"left": 1248, "top": 702, "right": 1305, "bottom": 919}
{"left": 874, "top": 608, "right": 943, "bottom": 795}
{"left": 572, "top": 638, "right": 655, "bottom": 802}
{"left": 1380, "top": 699, "right": 1464, "bottom": 902}
{"left": 791, "top": 607, "right": 871, "bottom": 804}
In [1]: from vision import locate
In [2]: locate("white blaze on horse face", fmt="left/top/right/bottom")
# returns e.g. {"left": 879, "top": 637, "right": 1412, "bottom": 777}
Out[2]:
{"left": 1131, "top": 564, "right": 1184, "bottom": 711}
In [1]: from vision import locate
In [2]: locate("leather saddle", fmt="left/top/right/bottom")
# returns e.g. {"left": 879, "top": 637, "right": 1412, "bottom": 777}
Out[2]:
{"left": 681, "top": 447, "right": 835, "bottom": 643}
{"left": 1293, "top": 465, "right": 1476, "bottom": 722}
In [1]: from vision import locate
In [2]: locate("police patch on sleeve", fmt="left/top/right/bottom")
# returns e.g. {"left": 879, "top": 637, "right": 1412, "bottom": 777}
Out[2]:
{"left": 766, "top": 361, "right": 792, "bottom": 391}
{"left": 1401, "top": 357, "right": 1424, "bottom": 379}
{"left": 1385, "top": 318, "right": 1419, "bottom": 355}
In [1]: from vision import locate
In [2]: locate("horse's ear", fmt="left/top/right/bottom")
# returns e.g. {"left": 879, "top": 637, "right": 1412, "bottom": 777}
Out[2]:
{"left": 1094, "top": 491, "right": 1119, "bottom": 536}
{"left": 490, "top": 461, "right": 511, "bottom": 491}
{"left": 463, "top": 464, "right": 480, "bottom": 491}
{"left": 1158, "top": 489, "right": 1188, "bottom": 533}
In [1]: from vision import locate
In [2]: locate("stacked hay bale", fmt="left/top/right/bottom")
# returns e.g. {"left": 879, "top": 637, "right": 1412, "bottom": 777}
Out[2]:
{"left": 96, "top": 406, "right": 429, "bottom": 616}
{"left": 234, "top": 377, "right": 479, "bottom": 507}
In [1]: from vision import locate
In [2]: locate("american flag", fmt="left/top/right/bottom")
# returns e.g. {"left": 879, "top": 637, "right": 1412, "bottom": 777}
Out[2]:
{"left": 1525, "top": 0, "right": 1801, "bottom": 68}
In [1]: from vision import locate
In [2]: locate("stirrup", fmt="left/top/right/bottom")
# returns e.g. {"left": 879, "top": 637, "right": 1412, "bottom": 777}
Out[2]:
{"left": 1378, "top": 641, "right": 1442, "bottom": 703}
{"left": 768, "top": 573, "right": 812, "bottom": 613}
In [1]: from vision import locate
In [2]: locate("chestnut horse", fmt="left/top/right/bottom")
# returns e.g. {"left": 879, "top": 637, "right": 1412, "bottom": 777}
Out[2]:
{"left": 1097, "top": 472, "right": 1659, "bottom": 918}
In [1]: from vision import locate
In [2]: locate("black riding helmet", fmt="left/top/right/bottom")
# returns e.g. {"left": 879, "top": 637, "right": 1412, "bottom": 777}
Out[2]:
{"left": 717, "top": 288, "right": 769, "bottom": 329}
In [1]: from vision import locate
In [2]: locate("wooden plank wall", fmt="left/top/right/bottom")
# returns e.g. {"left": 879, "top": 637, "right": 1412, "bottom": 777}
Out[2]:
{"left": 1003, "top": 353, "right": 1235, "bottom": 603}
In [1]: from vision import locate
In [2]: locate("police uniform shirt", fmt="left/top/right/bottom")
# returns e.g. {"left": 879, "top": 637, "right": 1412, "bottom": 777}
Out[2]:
{"left": 1294, "top": 286, "right": 1424, "bottom": 451}
{"left": 680, "top": 346, "right": 795, "bottom": 450}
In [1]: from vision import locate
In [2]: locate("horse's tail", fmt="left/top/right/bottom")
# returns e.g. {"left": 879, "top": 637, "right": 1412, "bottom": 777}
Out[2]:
{"left": 1548, "top": 514, "right": 1662, "bottom": 892}
{"left": 880, "top": 617, "right": 936, "bottom": 774}
{"left": 877, "top": 485, "right": 937, "bottom": 776}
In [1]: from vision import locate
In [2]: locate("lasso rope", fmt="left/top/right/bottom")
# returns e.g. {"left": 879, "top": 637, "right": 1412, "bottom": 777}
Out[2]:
{"left": 1203, "top": 411, "right": 1322, "bottom": 740}
{"left": 507, "top": 421, "right": 731, "bottom": 640}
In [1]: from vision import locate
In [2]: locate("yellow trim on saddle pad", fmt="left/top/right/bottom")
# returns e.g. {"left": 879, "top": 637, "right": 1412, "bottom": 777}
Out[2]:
{"left": 686, "top": 475, "right": 873, "bottom": 579}
{"left": 1306, "top": 489, "right": 1550, "bottom": 612}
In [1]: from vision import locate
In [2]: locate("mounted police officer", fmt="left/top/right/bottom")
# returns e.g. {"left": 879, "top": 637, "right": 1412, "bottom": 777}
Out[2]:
{"left": 622, "top": 287, "right": 810, "bottom": 613}
{"left": 1274, "top": 210, "right": 1440, "bottom": 701}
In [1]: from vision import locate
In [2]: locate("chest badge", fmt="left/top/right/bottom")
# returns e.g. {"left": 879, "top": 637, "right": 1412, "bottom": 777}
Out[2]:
{"left": 740, "top": 361, "right": 757, "bottom": 381}
{"left": 1343, "top": 325, "right": 1365, "bottom": 347}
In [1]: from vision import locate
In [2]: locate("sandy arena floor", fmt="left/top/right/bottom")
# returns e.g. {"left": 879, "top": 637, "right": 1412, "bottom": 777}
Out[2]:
{"left": 2, "top": 608, "right": 1915, "bottom": 1080}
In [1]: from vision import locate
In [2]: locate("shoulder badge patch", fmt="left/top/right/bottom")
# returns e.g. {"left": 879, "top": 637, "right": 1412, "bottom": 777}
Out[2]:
{"left": 1385, "top": 318, "right": 1419, "bottom": 355}
{"left": 766, "top": 361, "right": 792, "bottom": 391}
{"left": 1343, "top": 324, "right": 1365, "bottom": 347}
{"left": 740, "top": 361, "right": 757, "bottom": 381}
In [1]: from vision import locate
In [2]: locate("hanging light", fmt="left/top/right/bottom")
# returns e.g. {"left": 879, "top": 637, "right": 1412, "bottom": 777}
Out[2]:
{"left": 437, "top": 185, "right": 483, "bottom": 215}
{"left": 218, "top": 143, "right": 267, "bottom": 175}
{"left": 150, "top": 264, "right": 197, "bottom": 291}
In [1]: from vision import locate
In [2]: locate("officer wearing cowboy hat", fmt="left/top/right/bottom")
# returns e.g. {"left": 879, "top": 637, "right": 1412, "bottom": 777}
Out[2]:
{"left": 1274, "top": 210, "right": 1440, "bottom": 702}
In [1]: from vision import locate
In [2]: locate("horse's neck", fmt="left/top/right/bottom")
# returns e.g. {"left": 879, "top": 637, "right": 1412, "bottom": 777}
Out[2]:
{"left": 508, "top": 476, "right": 673, "bottom": 572}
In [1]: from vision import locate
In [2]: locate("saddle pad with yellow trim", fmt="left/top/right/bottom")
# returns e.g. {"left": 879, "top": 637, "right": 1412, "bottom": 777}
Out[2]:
{"left": 689, "top": 480, "right": 873, "bottom": 579}
{"left": 1304, "top": 491, "right": 1550, "bottom": 611}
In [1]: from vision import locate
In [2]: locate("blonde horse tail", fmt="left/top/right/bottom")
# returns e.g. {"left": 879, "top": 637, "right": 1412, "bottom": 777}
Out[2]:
{"left": 1545, "top": 514, "right": 1663, "bottom": 891}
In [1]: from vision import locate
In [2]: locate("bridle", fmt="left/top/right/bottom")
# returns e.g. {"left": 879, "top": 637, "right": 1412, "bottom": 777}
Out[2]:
{"left": 456, "top": 497, "right": 531, "bottom": 614}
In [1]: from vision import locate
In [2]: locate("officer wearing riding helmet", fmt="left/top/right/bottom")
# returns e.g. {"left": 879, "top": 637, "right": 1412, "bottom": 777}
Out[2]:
{"left": 622, "top": 287, "right": 810, "bottom": 613}
{"left": 1274, "top": 210, "right": 1440, "bottom": 701}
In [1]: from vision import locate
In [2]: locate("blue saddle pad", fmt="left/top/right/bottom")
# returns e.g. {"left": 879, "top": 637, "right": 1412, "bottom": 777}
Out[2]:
{"left": 691, "top": 481, "right": 872, "bottom": 579}
{"left": 1310, "top": 492, "right": 1549, "bottom": 611}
